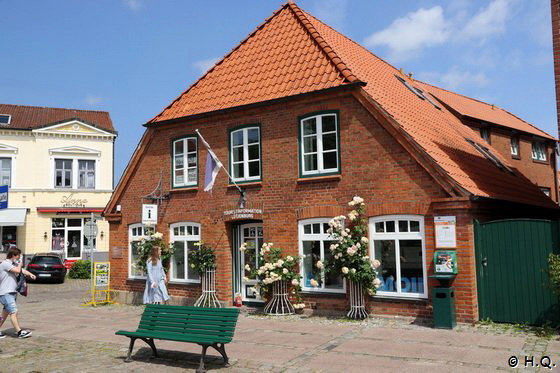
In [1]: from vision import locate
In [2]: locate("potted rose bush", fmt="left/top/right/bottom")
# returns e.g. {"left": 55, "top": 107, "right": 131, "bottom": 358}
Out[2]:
{"left": 188, "top": 242, "right": 220, "bottom": 308}
{"left": 242, "top": 242, "right": 304, "bottom": 315}
{"left": 324, "top": 196, "right": 381, "bottom": 319}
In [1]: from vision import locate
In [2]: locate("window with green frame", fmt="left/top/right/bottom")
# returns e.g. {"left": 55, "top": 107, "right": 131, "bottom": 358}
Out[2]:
{"left": 173, "top": 137, "right": 197, "bottom": 187}
{"left": 299, "top": 112, "right": 339, "bottom": 176}
{"left": 230, "top": 126, "right": 261, "bottom": 182}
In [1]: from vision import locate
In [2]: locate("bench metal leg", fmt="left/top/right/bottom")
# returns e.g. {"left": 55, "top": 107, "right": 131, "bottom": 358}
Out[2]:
{"left": 196, "top": 344, "right": 209, "bottom": 373}
{"left": 141, "top": 337, "right": 159, "bottom": 358}
{"left": 125, "top": 337, "right": 137, "bottom": 362}
{"left": 212, "top": 343, "right": 229, "bottom": 366}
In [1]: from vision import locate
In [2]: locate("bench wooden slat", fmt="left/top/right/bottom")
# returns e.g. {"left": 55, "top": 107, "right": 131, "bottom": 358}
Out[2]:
{"left": 141, "top": 312, "right": 238, "bottom": 323}
{"left": 138, "top": 325, "right": 234, "bottom": 338}
{"left": 138, "top": 321, "right": 235, "bottom": 332}
{"left": 116, "top": 329, "right": 232, "bottom": 344}
{"left": 146, "top": 304, "right": 239, "bottom": 315}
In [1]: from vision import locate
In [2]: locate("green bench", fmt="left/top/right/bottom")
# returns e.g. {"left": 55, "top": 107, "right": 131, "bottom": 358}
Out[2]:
{"left": 115, "top": 304, "right": 240, "bottom": 373}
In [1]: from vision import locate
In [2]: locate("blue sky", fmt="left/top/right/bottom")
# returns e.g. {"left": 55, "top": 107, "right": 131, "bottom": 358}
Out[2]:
{"left": 1, "top": 0, "right": 556, "bottom": 185}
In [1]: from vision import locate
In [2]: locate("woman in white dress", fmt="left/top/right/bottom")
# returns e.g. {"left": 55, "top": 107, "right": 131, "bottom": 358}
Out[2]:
{"left": 143, "top": 245, "right": 170, "bottom": 304}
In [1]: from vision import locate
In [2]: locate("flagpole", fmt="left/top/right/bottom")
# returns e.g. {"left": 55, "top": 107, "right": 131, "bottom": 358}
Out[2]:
{"left": 195, "top": 129, "right": 243, "bottom": 194}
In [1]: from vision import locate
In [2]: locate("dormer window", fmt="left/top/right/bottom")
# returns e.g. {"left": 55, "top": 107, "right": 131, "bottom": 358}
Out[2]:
{"left": 480, "top": 128, "right": 490, "bottom": 144}
{"left": 532, "top": 141, "right": 547, "bottom": 162}
{"left": 0, "top": 115, "right": 11, "bottom": 125}
{"left": 510, "top": 136, "right": 519, "bottom": 157}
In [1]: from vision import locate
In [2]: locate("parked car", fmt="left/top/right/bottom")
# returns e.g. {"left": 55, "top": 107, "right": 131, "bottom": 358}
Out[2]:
{"left": 26, "top": 253, "right": 67, "bottom": 283}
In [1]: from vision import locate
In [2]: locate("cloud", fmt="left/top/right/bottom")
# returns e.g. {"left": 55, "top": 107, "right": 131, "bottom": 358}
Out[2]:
{"left": 312, "top": 0, "right": 348, "bottom": 31}
{"left": 84, "top": 94, "right": 104, "bottom": 107}
{"left": 460, "top": 0, "right": 511, "bottom": 41}
{"left": 193, "top": 58, "right": 220, "bottom": 74}
{"left": 418, "top": 67, "right": 489, "bottom": 90}
{"left": 123, "top": 0, "right": 143, "bottom": 12}
{"left": 364, "top": 6, "right": 449, "bottom": 62}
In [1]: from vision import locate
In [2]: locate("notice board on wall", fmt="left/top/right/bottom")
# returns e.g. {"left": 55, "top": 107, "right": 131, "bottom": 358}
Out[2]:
{"left": 434, "top": 216, "right": 457, "bottom": 248}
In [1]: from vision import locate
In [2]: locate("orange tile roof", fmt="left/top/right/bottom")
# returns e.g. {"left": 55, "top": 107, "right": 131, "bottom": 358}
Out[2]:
{"left": 0, "top": 104, "right": 115, "bottom": 133}
{"left": 149, "top": 2, "right": 556, "bottom": 208}
{"left": 414, "top": 81, "right": 556, "bottom": 140}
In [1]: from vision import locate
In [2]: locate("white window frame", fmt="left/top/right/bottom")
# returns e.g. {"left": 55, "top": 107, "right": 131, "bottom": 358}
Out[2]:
{"left": 52, "top": 157, "right": 98, "bottom": 189}
{"left": 369, "top": 215, "right": 427, "bottom": 299}
{"left": 128, "top": 223, "right": 150, "bottom": 279}
{"left": 510, "top": 136, "right": 519, "bottom": 157}
{"left": 172, "top": 137, "right": 198, "bottom": 188}
{"left": 298, "top": 218, "right": 345, "bottom": 294}
{"left": 0, "top": 157, "right": 12, "bottom": 187}
{"left": 169, "top": 222, "right": 201, "bottom": 284}
{"left": 300, "top": 113, "right": 339, "bottom": 176}
{"left": 0, "top": 114, "right": 11, "bottom": 125}
{"left": 230, "top": 126, "right": 261, "bottom": 182}
{"left": 532, "top": 141, "right": 547, "bottom": 161}
{"left": 78, "top": 159, "right": 96, "bottom": 189}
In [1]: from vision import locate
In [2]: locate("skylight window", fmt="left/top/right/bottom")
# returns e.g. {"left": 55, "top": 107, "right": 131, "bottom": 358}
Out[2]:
{"left": 0, "top": 115, "right": 11, "bottom": 125}
{"left": 395, "top": 76, "right": 441, "bottom": 110}
{"left": 466, "top": 139, "right": 514, "bottom": 174}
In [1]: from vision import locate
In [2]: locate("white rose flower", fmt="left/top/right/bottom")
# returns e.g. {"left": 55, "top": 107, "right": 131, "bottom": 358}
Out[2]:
{"left": 243, "top": 276, "right": 250, "bottom": 282}
{"left": 244, "top": 264, "right": 251, "bottom": 271}
{"left": 348, "top": 200, "right": 356, "bottom": 206}
{"left": 277, "top": 259, "right": 284, "bottom": 266}
{"left": 283, "top": 268, "right": 289, "bottom": 274}
{"left": 361, "top": 237, "right": 369, "bottom": 244}
{"left": 373, "top": 278, "right": 382, "bottom": 288}
{"left": 286, "top": 256, "right": 294, "bottom": 262}
{"left": 257, "top": 269, "right": 264, "bottom": 275}
{"left": 291, "top": 279, "right": 299, "bottom": 286}
{"left": 152, "top": 232, "right": 163, "bottom": 239}
{"left": 342, "top": 267, "right": 349, "bottom": 274}
{"left": 341, "top": 231, "right": 348, "bottom": 237}
{"left": 350, "top": 268, "right": 356, "bottom": 274}
{"left": 353, "top": 196, "right": 364, "bottom": 204}
{"left": 363, "top": 256, "right": 369, "bottom": 260}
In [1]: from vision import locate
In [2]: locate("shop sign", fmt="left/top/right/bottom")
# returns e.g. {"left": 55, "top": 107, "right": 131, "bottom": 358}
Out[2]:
{"left": 142, "top": 204, "right": 158, "bottom": 225}
{"left": 0, "top": 185, "right": 7, "bottom": 209}
{"left": 434, "top": 216, "right": 457, "bottom": 248}
{"left": 223, "top": 208, "right": 263, "bottom": 220}
{"left": 61, "top": 193, "right": 88, "bottom": 208}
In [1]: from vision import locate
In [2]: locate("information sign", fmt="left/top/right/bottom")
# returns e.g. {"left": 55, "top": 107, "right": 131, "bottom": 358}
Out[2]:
{"left": 142, "top": 204, "right": 158, "bottom": 225}
{"left": 434, "top": 216, "right": 457, "bottom": 248}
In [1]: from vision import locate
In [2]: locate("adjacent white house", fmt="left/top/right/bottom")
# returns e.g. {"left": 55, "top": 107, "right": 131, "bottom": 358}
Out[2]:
{"left": 0, "top": 104, "right": 117, "bottom": 263}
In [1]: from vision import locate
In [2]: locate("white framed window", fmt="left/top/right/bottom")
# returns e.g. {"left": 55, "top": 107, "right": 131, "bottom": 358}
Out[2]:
{"left": 128, "top": 223, "right": 153, "bottom": 279}
{"left": 78, "top": 160, "right": 95, "bottom": 189}
{"left": 532, "top": 141, "right": 547, "bottom": 161}
{"left": 299, "top": 112, "right": 339, "bottom": 176}
{"left": 55, "top": 159, "right": 73, "bottom": 188}
{"left": 0, "top": 115, "right": 11, "bottom": 125}
{"left": 298, "top": 218, "right": 344, "bottom": 293}
{"left": 230, "top": 126, "right": 261, "bottom": 182}
{"left": 480, "top": 128, "right": 490, "bottom": 143}
{"left": 369, "top": 215, "right": 427, "bottom": 299}
{"left": 510, "top": 137, "right": 519, "bottom": 157}
{"left": 169, "top": 222, "right": 201, "bottom": 283}
{"left": 0, "top": 158, "right": 12, "bottom": 187}
{"left": 53, "top": 158, "right": 97, "bottom": 189}
{"left": 173, "top": 137, "right": 197, "bottom": 187}
{"left": 540, "top": 187, "right": 551, "bottom": 197}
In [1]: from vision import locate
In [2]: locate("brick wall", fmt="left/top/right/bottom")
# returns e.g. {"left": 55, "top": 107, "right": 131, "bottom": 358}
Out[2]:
{"left": 464, "top": 119, "right": 557, "bottom": 201}
{"left": 552, "top": 0, "right": 560, "bottom": 136}
{"left": 108, "top": 89, "right": 521, "bottom": 323}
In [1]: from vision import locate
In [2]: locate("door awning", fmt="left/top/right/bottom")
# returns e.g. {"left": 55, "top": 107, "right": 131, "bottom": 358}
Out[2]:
{"left": 0, "top": 208, "right": 27, "bottom": 226}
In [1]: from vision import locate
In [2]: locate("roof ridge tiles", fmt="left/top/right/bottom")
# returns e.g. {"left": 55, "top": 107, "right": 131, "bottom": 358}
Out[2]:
{"left": 287, "top": 2, "right": 360, "bottom": 84}
{"left": 0, "top": 103, "right": 109, "bottom": 115}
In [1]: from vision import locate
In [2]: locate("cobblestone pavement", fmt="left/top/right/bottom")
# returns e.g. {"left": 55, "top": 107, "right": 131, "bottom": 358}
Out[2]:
{"left": 0, "top": 280, "right": 558, "bottom": 372}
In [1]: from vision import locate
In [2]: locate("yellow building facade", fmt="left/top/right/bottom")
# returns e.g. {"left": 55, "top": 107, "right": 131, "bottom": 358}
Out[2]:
{"left": 0, "top": 104, "right": 116, "bottom": 264}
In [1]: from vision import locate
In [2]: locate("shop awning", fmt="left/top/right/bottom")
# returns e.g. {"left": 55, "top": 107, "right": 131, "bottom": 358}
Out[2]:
{"left": 37, "top": 207, "right": 105, "bottom": 213}
{"left": 0, "top": 208, "right": 27, "bottom": 226}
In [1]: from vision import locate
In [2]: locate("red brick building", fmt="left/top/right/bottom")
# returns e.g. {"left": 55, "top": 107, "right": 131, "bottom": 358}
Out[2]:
{"left": 105, "top": 3, "right": 558, "bottom": 323}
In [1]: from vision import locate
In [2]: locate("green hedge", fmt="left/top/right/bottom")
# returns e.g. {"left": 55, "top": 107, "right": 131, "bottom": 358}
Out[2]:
{"left": 68, "top": 260, "right": 91, "bottom": 279}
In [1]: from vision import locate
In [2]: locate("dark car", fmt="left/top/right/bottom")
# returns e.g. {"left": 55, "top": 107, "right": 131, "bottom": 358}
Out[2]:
{"left": 27, "top": 254, "right": 67, "bottom": 283}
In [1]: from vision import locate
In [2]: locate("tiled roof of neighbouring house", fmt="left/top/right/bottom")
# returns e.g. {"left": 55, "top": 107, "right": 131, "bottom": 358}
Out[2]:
{"left": 0, "top": 104, "right": 116, "bottom": 133}
{"left": 148, "top": 2, "right": 556, "bottom": 208}
{"left": 414, "top": 81, "right": 556, "bottom": 140}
